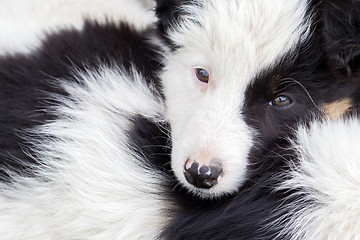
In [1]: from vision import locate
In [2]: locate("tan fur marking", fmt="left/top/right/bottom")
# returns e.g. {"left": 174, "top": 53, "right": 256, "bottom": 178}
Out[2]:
{"left": 322, "top": 98, "right": 353, "bottom": 120}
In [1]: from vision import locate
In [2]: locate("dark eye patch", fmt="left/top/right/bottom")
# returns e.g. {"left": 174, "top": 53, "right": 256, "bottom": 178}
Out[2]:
{"left": 242, "top": 56, "right": 322, "bottom": 145}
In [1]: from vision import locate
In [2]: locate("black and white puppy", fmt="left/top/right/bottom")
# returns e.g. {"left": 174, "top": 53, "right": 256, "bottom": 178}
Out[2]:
{"left": 154, "top": 0, "right": 359, "bottom": 199}
{"left": 161, "top": 0, "right": 360, "bottom": 239}
{"left": 1, "top": 0, "right": 360, "bottom": 239}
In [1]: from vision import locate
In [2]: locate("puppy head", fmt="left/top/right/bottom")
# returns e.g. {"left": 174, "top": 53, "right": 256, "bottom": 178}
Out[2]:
{"left": 155, "top": 0, "right": 323, "bottom": 198}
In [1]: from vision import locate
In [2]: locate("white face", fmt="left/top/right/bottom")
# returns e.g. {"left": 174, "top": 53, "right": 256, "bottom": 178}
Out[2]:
{"left": 161, "top": 0, "right": 311, "bottom": 198}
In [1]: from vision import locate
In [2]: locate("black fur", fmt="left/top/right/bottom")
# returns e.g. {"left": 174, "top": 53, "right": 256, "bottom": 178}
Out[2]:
{"left": 155, "top": 0, "right": 184, "bottom": 35}
{"left": 155, "top": 0, "right": 200, "bottom": 49}
{"left": 322, "top": 0, "right": 360, "bottom": 76}
{"left": 320, "top": 0, "right": 360, "bottom": 112}
{"left": 127, "top": 115, "right": 171, "bottom": 175}
{"left": 0, "top": 20, "right": 164, "bottom": 181}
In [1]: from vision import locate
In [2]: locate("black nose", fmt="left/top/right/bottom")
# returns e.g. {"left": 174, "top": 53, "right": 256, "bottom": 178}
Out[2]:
{"left": 183, "top": 160, "right": 222, "bottom": 189}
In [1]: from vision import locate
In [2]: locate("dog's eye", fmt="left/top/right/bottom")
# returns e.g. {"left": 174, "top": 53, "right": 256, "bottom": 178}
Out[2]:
{"left": 269, "top": 95, "right": 292, "bottom": 107}
{"left": 195, "top": 68, "right": 209, "bottom": 83}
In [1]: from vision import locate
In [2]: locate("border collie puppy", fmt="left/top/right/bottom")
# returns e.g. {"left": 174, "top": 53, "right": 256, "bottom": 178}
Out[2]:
{"left": 1, "top": 0, "right": 359, "bottom": 239}
{"left": 162, "top": 0, "right": 360, "bottom": 239}
{"left": 155, "top": 0, "right": 353, "bottom": 199}
{"left": 0, "top": 1, "right": 175, "bottom": 239}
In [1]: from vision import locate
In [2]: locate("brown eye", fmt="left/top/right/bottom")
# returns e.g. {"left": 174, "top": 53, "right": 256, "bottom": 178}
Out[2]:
{"left": 269, "top": 95, "right": 292, "bottom": 107}
{"left": 195, "top": 68, "right": 209, "bottom": 83}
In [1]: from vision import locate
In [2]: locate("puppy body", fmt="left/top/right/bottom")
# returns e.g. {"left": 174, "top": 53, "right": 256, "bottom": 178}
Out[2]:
{"left": 0, "top": 0, "right": 155, "bottom": 55}
{"left": 274, "top": 117, "right": 360, "bottom": 240}
{"left": 0, "top": 68, "right": 172, "bottom": 239}
{"left": 0, "top": 1, "right": 174, "bottom": 239}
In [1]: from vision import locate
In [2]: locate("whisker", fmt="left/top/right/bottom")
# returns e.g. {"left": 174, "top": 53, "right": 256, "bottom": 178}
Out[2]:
{"left": 172, "top": 181, "right": 183, "bottom": 192}
{"left": 279, "top": 77, "right": 324, "bottom": 114}
{"left": 141, "top": 144, "right": 172, "bottom": 150}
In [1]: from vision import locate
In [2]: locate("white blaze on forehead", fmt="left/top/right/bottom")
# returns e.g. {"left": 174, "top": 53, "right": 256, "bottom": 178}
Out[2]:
{"left": 168, "top": 0, "right": 312, "bottom": 87}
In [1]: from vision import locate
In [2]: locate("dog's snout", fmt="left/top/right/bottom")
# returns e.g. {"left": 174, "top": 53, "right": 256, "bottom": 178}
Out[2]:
{"left": 183, "top": 158, "right": 222, "bottom": 189}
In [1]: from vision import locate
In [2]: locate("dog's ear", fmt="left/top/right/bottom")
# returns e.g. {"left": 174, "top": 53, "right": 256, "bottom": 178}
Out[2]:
{"left": 322, "top": 0, "right": 360, "bottom": 76}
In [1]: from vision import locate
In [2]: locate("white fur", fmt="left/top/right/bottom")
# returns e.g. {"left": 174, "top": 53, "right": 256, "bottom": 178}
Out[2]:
{"left": 0, "top": 67, "right": 172, "bottom": 239}
{"left": 161, "top": 0, "right": 312, "bottom": 198}
{"left": 0, "top": 0, "right": 155, "bottom": 55}
{"left": 274, "top": 117, "right": 360, "bottom": 240}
